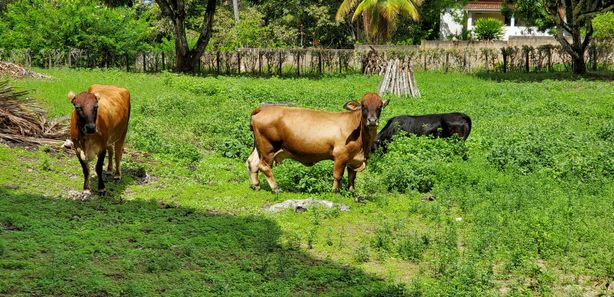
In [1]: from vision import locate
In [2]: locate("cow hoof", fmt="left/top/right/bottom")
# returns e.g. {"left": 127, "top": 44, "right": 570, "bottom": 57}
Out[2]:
{"left": 272, "top": 188, "right": 282, "bottom": 194}
{"left": 80, "top": 191, "right": 92, "bottom": 201}
{"left": 98, "top": 190, "right": 107, "bottom": 196}
{"left": 251, "top": 185, "right": 261, "bottom": 191}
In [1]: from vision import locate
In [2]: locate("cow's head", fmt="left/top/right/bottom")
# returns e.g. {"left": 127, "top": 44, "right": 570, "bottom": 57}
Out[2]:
{"left": 68, "top": 91, "right": 99, "bottom": 135}
{"left": 344, "top": 92, "right": 389, "bottom": 127}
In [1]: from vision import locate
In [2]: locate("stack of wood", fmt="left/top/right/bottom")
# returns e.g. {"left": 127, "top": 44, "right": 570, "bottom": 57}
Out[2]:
{"left": 378, "top": 58, "right": 420, "bottom": 97}
{"left": 362, "top": 47, "right": 386, "bottom": 75}
{"left": 0, "top": 61, "right": 50, "bottom": 79}
{"left": 0, "top": 80, "right": 68, "bottom": 145}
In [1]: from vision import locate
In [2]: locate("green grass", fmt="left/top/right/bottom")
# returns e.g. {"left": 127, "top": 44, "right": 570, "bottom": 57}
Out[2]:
{"left": 1, "top": 68, "right": 613, "bottom": 296}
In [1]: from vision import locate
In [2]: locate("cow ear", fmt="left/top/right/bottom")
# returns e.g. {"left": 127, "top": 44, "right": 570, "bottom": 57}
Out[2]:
{"left": 93, "top": 93, "right": 100, "bottom": 102}
{"left": 343, "top": 100, "right": 361, "bottom": 111}
{"left": 382, "top": 100, "right": 389, "bottom": 108}
{"left": 67, "top": 91, "right": 76, "bottom": 104}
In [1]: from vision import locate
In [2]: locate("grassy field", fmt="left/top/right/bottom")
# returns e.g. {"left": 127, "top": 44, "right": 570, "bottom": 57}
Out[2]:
{"left": 1, "top": 68, "right": 613, "bottom": 296}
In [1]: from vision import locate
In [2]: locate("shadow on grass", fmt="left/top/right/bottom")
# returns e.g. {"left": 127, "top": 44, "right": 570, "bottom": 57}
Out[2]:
{"left": 0, "top": 189, "right": 403, "bottom": 296}
{"left": 473, "top": 71, "right": 614, "bottom": 82}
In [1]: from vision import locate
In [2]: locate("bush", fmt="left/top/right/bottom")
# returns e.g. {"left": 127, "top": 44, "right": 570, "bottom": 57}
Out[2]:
{"left": 365, "top": 134, "right": 468, "bottom": 194}
{"left": 486, "top": 128, "right": 614, "bottom": 182}
{"left": 593, "top": 11, "right": 614, "bottom": 39}
{"left": 274, "top": 161, "right": 332, "bottom": 193}
{"left": 0, "top": 0, "right": 152, "bottom": 60}
{"left": 473, "top": 18, "right": 504, "bottom": 40}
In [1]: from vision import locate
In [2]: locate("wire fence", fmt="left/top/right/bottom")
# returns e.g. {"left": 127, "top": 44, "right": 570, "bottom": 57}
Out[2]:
{"left": 1, "top": 41, "right": 612, "bottom": 75}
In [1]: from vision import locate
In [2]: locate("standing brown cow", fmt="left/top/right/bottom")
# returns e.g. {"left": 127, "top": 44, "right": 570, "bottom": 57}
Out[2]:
{"left": 68, "top": 84, "right": 130, "bottom": 196}
{"left": 247, "top": 92, "right": 388, "bottom": 192}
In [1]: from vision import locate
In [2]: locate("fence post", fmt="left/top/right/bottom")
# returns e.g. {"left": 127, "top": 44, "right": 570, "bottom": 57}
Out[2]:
{"left": 589, "top": 43, "right": 597, "bottom": 71}
{"left": 161, "top": 52, "right": 165, "bottom": 71}
{"left": 258, "top": 51, "right": 262, "bottom": 75}
{"left": 338, "top": 52, "right": 342, "bottom": 73}
{"left": 485, "top": 51, "right": 489, "bottom": 72}
{"left": 278, "top": 51, "right": 283, "bottom": 76}
{"left": 296, "top": 52, "right": 300, "bottom": 76}
{"left": 318, "top": 51, "right": 322, "bottom": 75}
{"left": 445, "top": 51, "right": 449, "bottom": 73}
{"left": 237, "top": 50, "right": 241, "bottom": 74}
{"left": 501, "top": 48, "right": 507, "bottom": 73}
{"left": 215, "top": 51, "right": 220, "bottom": 75}
{"left": 547, "top": 49, "right": 552, "bottom": 72}
{"left": 524, "top": 48, "right": 530, "bottom": 72}
{"left": 142, "top": 52, "right": 146, "bottom": 72}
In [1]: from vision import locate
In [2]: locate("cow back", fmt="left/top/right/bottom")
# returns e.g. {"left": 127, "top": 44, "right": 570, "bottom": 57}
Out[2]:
{"left": 88, "top": 84, "right": 131, "bottom": 145}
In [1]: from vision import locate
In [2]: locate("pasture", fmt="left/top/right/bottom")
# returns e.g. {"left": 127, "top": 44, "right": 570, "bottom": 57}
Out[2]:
{"left": 1, "top": 69, "right": 613, "bottom": 296}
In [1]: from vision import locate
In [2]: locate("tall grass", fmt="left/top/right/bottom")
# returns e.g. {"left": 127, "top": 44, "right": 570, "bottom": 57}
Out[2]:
{"left": 3, "top": 69, "right": 613, "bottom": 296}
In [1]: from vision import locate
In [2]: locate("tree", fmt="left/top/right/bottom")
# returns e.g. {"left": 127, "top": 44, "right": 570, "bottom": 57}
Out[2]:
{"left": 505, "top": 0, "right": 614, "bottom": 74}
{"left": 155, "top": 0, "right": 218, "bottom": 73}
{"left": 336, "top": 0, "right": 422, "bottom": 43}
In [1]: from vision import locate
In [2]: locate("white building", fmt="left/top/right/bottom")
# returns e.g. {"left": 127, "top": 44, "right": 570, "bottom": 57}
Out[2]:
{"left": 440, "top": 0, "right": 550, "bottom": 40}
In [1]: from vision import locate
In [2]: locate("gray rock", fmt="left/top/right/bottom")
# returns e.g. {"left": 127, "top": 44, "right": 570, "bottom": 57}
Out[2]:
{"left": 266, "top": 197, "right": 349, "bottom": 213}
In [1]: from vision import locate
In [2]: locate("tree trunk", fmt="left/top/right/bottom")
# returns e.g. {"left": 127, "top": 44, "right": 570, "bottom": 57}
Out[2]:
{"left": 156, "top": 0, "right": 217, "bottom": 73}
{"left": 233, "top": 0, "right": 239, "bottom": 23}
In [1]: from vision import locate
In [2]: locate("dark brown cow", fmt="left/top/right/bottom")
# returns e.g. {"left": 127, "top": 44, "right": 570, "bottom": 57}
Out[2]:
{"left": 247, "top": 92, "right": 389, "bottom": 192}
{"left": 68, "top": 84, "right": 130, "bottom": 196}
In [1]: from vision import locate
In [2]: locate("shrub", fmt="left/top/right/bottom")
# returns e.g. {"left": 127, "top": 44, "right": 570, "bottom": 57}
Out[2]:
{"left": 487, "top": 128, "right": 614, "bottom": 182}
{"left": 473, "top": 18, "right": 504, "bottom": 40}
{"left": 0, "top": 0, "right": 152, "bottom": 61}
{"left": 365, "top": 134, "right": 468, "bottom": 194}
{"left": 274, "top": 161, "right": 332, "bottom": 193}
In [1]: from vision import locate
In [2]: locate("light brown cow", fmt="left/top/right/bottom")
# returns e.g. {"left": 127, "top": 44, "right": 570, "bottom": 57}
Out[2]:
{"left": 68, "top": 84, "right": 130, "bottom": 196}
{"left": 247, "top": 92, "right": 388, "bottom": 192}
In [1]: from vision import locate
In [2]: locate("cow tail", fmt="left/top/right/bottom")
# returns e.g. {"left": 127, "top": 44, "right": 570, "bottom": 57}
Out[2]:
{"left": 464, "top": 114, "right": 472, "bottom": 140}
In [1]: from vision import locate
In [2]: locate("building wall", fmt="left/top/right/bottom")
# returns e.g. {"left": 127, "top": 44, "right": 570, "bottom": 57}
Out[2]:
{"left": 441, "top": 8, "right": 551, "bottom": 41}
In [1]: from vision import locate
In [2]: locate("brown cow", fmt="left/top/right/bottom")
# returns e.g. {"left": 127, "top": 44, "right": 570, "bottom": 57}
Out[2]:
{"left": 247, "top": 92, "right": 388, "bottom": 192}
{"left": 68, "top": 84, "right": 130, "bottom": 196}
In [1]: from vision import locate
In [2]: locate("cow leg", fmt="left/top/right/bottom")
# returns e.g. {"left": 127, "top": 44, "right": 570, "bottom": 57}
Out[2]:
{"left": 106, "top": 145, "right": 114, "bottom": 174}
{"left": 347, "top": 166, "right": 357, "bottom": 192}
{"left": 332, "top": 158, "right": 347, "bottom": 192}
{"left": 259, "top": 159, "right": 279, "bottom": 193}
{"left": 77, "top": 153, "right": 91, "bottom": 194}
{"left": 246, "top": 148, "right": 261, "bottom": 190}
{"left": 96, "top": 150, "right": 107, "bottom": 196}
{"left": 256, "top": 146, "right": 280, "bottom": 193}
{"left": 113, "top": 140, "right": 124, "bottom": 180}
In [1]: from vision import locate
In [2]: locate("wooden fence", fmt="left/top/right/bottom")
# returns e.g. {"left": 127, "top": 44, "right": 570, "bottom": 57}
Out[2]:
{"left": 1, "top": 42, "right": 612, "bottom": 75}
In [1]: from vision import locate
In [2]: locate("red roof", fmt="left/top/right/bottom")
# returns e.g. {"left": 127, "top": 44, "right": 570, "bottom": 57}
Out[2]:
{"left": 465, "top": 1, "right": 503, "bottom": 11}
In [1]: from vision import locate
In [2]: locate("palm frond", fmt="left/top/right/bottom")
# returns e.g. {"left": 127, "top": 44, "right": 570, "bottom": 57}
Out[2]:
{"left": 336, "top": 0, "right": 361, "bottom": 22}
{"left": 399, "top": 0, "right": 421, "bottom": 21}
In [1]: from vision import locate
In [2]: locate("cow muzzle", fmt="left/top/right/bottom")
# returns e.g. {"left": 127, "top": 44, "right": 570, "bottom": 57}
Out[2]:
{"left": 83, "top": 123, "right": 97, "bottom": 134}
{"left": 366, "top": 118, "right": 379, "bottom": 127}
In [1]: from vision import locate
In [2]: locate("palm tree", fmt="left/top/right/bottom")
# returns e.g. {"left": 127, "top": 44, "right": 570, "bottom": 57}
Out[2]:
{"left": 336, "top": 0, "right": 423, "bottom": 43}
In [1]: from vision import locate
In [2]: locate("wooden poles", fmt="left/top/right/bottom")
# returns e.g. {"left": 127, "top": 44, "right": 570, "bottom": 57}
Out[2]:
{"left": 377, "top": 58, "right": 420, "bottom": 98}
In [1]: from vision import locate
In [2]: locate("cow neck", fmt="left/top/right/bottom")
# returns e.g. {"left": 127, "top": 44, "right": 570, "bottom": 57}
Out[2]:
{"left": 358, "top": 114, "right": 378, "bottom": 159}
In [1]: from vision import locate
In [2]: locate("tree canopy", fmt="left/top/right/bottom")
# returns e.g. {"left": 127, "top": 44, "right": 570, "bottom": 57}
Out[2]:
{"left": 504, "top": 0, "right": 614, "bottom": 74}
